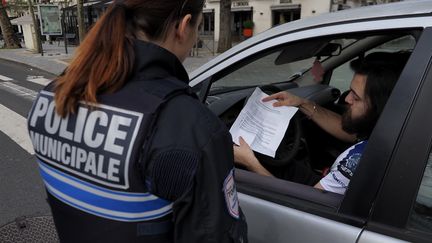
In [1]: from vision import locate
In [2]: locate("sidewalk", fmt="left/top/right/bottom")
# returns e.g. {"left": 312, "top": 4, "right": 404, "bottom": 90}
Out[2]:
{"left": 0, "top": 42, "right": 216, "bottom": 76}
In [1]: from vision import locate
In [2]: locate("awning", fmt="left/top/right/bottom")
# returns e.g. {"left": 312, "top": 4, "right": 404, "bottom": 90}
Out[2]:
{"left": 270, "top": 4, "right": 301, "bottom": 11}
{"left": 11, "top": 15, "right": 33, "bottom": 25}
{"left": 231, "top": 6, "right": 253, "bottom": 12}
{"left": 84, "top": 1, "right": 100, "bottom": 7}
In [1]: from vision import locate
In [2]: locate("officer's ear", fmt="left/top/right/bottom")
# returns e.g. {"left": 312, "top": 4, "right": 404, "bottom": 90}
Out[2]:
{"left": 175, "top": 14, "right": 193, "bottom": 43}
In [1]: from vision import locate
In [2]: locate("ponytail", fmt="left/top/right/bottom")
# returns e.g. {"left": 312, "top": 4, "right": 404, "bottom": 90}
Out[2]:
{"left": 54, "top": 0, "right": 205, "bottom": 117}
{"left": 54, "top": 4, "right": 134, "bottom": 117}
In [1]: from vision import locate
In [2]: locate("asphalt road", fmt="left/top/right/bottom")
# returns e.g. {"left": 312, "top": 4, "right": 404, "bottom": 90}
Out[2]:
{"left": 0, "top": 59, "right": 55, "bottom": 227}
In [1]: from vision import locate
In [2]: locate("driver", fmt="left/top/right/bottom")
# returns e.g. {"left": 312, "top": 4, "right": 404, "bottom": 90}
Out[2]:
{"left": 233, "top": 51, "right": 410, "bottom": 195}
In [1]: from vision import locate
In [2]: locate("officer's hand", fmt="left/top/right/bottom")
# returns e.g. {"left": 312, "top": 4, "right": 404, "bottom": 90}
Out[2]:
{"left": 262, "top": 91, "right": 307, "bottom": 108}
{"left": 233, "top": 137, "right": 257, "bottom": 169}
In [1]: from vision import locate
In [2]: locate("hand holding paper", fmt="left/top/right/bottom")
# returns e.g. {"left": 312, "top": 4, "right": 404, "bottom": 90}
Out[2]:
{"left": 230, "top": 87, "right": 298, "bottom": 158}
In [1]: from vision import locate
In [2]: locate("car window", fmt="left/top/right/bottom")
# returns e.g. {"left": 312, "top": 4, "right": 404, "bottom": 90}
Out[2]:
{"left": 211, "top": 38, "right": 359, "bottom": 91}
{"left": 329, "top": 35, "right": 416, "bottom": 92}
{"left": 212, "top": 50, "right": 315, "bottom": 89}
{"left": 408, "top": 152, "right": 432, "bottom": 234}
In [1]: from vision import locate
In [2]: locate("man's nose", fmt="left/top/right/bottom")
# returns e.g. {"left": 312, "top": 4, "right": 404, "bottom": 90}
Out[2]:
{"left": 345, "top": 92, "right": 353, "bottom": 104}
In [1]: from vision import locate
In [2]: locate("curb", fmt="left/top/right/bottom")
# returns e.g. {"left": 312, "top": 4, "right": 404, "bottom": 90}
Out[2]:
{"left": 0, "top": 56, "right": 59, "bottom": 77}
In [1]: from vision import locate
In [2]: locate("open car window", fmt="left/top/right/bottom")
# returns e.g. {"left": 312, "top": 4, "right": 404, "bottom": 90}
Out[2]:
{"left": 205, "top": 30, "right": 420, "bottom": 213}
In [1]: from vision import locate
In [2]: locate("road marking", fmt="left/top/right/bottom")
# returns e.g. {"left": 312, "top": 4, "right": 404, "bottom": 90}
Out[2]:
{"left": 0, "top": 81, "right": 37, "bottom": 101}
{"left": 0, "top": 104, "right": 34, "bottom": 155}
{"left": 0, "top": 75, "right": 13, "bottom": 81}
{"left": 27, "top": 75, "right": 52, "bottom": 86}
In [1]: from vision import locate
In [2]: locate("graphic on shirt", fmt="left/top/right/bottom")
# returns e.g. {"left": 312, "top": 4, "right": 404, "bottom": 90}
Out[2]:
{"left": 320, "top": 140, "right": 367, "bottom": 194}
{"left": 223, "top": 169, "right": 239, "bottom": 219}
{"left": 336, "top": 141, "right": 366, "bottom": 180}
{"left": 337, "top": 152, "right": 361, "bottom": 179}
{"left": 28, "top": 91, "right": 143, "bottom": 189}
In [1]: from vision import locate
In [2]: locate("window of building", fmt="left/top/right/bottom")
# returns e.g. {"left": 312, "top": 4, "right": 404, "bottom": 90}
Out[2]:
{"left": 272, "top": 8, "right": 300, "bottom": 26}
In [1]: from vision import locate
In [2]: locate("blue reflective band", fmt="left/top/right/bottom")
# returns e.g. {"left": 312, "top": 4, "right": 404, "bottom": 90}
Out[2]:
{"left": 38, "top": 161, "right": 173, "bottom": 222}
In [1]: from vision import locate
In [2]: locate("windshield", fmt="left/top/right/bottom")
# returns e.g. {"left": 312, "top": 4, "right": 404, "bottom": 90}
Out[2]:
{"left": 211, "top": 38, "right": 357, "bottom": 91}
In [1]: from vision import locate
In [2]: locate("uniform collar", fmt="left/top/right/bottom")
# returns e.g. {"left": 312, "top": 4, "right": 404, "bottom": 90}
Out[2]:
{"left": 132, "top": 40, "right": 189, "bottom": 85}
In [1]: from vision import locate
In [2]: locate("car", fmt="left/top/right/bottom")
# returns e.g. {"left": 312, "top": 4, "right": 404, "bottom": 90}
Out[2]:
{"left": 189, "top": 1, "right": 432, "bottom": 242}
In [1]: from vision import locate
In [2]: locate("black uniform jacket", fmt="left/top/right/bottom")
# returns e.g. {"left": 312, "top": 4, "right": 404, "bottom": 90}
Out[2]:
{"left": 29, "top": 40, "right": 247, "bottom": 243}
{"left": 140, "top": 42, "right": 248, "bottom": 242}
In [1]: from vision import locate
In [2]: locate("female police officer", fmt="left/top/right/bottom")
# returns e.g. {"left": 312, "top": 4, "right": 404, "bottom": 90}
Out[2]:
{"left": 27, "top": 0, "right": 247, "bottom": 242}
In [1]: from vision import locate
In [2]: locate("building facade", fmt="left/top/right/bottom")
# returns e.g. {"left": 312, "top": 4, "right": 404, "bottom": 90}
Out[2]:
{"left": 203, "top": 0, "right": 402, "bottom": 41}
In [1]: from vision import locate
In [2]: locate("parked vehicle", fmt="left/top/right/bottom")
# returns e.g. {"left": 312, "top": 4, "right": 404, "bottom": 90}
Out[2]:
{"left": 189, "top": 1, "right": 432, "bottom": 242}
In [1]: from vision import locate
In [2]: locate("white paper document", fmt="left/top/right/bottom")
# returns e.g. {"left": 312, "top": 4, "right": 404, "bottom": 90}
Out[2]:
{"left": 230, "top": 87, "right": 298, "bottom": 158}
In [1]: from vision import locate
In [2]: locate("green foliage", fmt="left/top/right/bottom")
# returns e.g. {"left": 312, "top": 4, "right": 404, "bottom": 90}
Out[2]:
{"left": 243, "top": 20, "right": 254, "bottom": 29}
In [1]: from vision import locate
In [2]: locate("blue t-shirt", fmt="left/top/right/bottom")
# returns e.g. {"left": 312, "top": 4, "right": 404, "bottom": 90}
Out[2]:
{"left": 319, "top": 140, "right": 368, "bottom": 195}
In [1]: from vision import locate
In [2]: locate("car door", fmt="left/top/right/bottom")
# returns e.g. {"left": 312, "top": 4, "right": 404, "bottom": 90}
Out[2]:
{"left": 353, "top": 27, "right": 432, "bottom": 243}
{"left": 234, "top": 28, "right": 426, "bottom": 242}
{"left": 191, "top": 20, "right": 432, "bottom": 243}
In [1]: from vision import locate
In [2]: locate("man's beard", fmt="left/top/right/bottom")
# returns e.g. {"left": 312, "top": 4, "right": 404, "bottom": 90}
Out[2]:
{"left": 341, "top": 108, "right": 377, "bottom": 140}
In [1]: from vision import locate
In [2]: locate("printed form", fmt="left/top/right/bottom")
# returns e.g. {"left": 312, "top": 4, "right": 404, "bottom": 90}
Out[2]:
{"left": 230, "top": 88, "right": 298, "bottom": 158}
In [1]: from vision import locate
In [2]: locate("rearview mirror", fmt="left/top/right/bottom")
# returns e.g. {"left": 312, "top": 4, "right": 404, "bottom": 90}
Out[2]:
{"left": 275, "top": 41, "right": 342, "bottom": 65}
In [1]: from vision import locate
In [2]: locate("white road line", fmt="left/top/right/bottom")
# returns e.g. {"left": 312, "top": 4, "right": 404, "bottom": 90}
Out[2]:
{"left": 27, "top": 76, "right": 52, "bottom": 86}
{"left": 0, "top": 81, "right": 37, "bottom": 101}
{"left": 0, "top": 104, "right": 34, "bottom": 155}
{"left": 0, "top": 75, "right": 13, "bottom": 81}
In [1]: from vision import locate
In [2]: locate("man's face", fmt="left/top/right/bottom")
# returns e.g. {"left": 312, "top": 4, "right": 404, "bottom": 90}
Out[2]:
{"left": 342, "top": 74, "right": 372, "bottom": 135}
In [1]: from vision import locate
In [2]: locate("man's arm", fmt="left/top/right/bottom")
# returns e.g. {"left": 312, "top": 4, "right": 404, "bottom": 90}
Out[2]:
{"left": 263, "top": 91, "right": 356, "bottom": 143}
{"left": 299, "top": 100, "right": 356, "bottom": 143}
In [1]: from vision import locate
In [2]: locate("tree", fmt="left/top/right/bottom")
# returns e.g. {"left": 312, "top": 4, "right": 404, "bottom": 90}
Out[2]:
{"left": 0, "top": 1, "right": 21, "bottom": 48}
{"left": 217, "top": 0, "right": 231, "bottom": 53}
{"left": 27, "top": 0, "right": 42, "bottom": 53}
{"left": 77, "top": 0, "right": 85, "bottom": 42}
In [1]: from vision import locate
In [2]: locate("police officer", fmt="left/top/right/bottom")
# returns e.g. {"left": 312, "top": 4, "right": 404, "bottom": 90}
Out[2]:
{"left": 27, "top": 0, "right": 247, "bottom": 242}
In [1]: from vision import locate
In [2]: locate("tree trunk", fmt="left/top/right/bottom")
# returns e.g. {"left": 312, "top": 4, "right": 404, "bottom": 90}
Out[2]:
{"left": 217, "top": 0, "right": 231, "bottom": 53}
{"left": 27, "top": 0, "right": 42, "bottom": 53}
{"left": 0, "top": 2, "right": 21, "bottom": 48}
{"left": 77, "top": 0, "right": 85, "bottom": 43}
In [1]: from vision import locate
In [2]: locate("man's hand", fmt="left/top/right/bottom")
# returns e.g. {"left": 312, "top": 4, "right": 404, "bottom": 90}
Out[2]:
{"left": 262, "top": 91, "right": 307, "bottom": 107}
{"left": 233, "top": 137, "right": 257, "bottom": 169}
{"left": 233, "top": 137, "right": 274, "bottom": 177}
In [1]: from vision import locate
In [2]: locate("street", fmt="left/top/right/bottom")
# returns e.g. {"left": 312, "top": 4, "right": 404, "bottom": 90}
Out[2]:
{"left": 0, "top": 59, "right": 54, "bottom": 227}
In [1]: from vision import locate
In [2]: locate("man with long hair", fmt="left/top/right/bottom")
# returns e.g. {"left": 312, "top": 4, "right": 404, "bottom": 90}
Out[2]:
{"left": 234, "top": 51, "right": 410, "bottom": 195}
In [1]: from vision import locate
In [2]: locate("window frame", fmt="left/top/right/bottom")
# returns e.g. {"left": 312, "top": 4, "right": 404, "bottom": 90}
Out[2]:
{"left": 352, "top": 27, "right": 432, "bottom": 242}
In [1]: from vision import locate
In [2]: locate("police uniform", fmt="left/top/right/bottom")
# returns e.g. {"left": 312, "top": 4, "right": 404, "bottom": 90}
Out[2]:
{"left": 27, "top": 41, "right": 247, "bottom": 243}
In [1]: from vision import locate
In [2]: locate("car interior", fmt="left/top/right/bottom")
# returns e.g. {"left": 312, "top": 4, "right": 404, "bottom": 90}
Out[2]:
{"left": 198, "top": 29, "right": 420, "bottom": 203}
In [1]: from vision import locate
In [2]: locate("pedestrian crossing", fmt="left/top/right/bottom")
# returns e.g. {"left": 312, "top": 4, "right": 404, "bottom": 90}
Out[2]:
{"left": 0, "top": 74, "right": 50, "bottom": 155}
{"left": 0, "top": 75, "right": 13, "bottom": 81}
{"left": 0, "top": 104, "right": 34, "bottom": 154}
{"left": 26, "top": 76, "right": 52, "bottom": 86}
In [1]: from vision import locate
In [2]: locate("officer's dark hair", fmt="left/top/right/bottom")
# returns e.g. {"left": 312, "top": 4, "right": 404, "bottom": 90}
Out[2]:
{"left": 54, "top": 0, "right": 204, "bottom": 117}
{"left": 349, "top": 51, "right": 410, "bottom": 138}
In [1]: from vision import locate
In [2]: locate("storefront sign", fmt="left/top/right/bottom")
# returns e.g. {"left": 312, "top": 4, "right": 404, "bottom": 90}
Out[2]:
{"left": 232, "top": 1, "right": 249, "bottom": 8}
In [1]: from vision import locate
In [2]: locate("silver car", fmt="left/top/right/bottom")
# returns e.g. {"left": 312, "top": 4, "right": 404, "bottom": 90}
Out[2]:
{"left": 190, "top": 1, "right": 432, "bottom": 242}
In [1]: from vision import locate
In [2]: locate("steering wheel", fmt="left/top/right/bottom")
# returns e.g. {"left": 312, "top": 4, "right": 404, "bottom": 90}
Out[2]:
{"left": 244, "top": 85, "right": 305, "bottom": 167}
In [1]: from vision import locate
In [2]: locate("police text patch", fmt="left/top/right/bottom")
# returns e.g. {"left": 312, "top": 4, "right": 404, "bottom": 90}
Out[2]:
{"left": 223, "top": 169, "right": 239, "bottom": 219}
{"left": 28, "top": 91, "right": 143, "bottom": 189}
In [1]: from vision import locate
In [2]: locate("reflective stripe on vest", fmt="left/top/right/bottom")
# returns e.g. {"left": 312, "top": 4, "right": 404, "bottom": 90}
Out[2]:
{"left": 38, "top": 160, "right": 173, "bottom": 222}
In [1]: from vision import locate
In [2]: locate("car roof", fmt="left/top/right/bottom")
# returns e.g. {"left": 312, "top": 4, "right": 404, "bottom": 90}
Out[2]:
{"left": 190, "top": 0, "right": 432, "bottom": 79}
